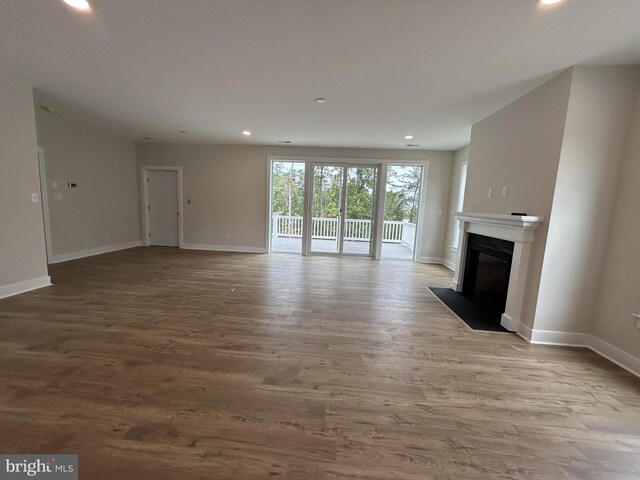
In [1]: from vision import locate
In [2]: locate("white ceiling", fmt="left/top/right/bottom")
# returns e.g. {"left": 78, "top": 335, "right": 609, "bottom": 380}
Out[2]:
{"left": 1, "top": 0, "right": 639, "bottom": 150}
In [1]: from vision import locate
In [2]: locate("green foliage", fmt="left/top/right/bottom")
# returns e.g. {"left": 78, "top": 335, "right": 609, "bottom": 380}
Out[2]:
{"left": 385, "top": 166, "right": 422, "bottom": 223}
{"left": 272, "top": 162, "right": 422, "bottom": 223}
{"left": 272, "top": 162, "right": 305, "bottom": 216}
{"left": 311, "top": 166, "right": 376, "bottom": 220}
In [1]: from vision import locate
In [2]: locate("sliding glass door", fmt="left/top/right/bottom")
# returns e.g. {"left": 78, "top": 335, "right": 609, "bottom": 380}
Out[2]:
{"left": 309, "top": 163, "right": 378, "bottom": 257}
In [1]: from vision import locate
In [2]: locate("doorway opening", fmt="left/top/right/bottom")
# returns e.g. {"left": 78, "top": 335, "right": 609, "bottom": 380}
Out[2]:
{"left": 141, "top": 166, "right": 183, "bottom": 248}
{"left": 381, "top": 164, "right": 424, "bottom": 260}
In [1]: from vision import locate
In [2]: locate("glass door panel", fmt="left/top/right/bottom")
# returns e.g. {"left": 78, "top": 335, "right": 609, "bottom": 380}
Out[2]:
{"left": 310, "top": 165, "right": 343, "bottom": 254}
{"left": 381, "top": 165, "right": 423, "bottom": 260}
{"left": 343, "top": 167, "right": 377, "bottom": 255}
{"left": 270, "top": 161, "right": 306, "bottom": 254}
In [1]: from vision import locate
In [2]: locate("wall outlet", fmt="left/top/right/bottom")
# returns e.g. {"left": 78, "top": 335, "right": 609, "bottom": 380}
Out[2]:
{"left": 31, "top": 193, "right": 39, "bottom": 203}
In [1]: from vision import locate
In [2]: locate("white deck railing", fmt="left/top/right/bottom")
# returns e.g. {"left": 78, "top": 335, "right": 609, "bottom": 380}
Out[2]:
{"left": 272, "top": 215, "right": 416, "bottom": 244}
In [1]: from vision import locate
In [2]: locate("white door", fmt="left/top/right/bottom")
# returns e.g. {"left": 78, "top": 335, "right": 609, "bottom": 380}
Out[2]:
{"left": 148, "top": 170, "right": 179, "bottom": 246}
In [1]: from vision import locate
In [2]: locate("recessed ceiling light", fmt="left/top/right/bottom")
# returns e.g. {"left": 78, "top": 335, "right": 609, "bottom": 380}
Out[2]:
{"left": 242, "top": 130, "right": 252, "bottom": 136}
{"left": 406, "top": 144, "right": 420, "bottom": 147}
{"left": 315, "top": 98, "right": 327, "bottom": 104}
{"left": 538, "top": 0, "right": 564, "bottom": 5}
{"left": 278, "top": 140, "right": 291, "bottom": 144}
{"left": 404, "top": 135, "right": 414, "bottom": 140}
{"left": 62, "top": 0, "right": 91, "bottom": 11}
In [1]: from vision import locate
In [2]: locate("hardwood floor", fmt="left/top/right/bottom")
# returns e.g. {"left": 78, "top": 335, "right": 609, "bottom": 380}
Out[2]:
{"left": 0, "top": 247, "right": 639, "bottom": 479}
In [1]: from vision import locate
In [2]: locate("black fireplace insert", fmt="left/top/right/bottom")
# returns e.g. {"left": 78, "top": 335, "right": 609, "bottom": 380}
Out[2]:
{"left": 462, "top": 233, "right": 514, "bottom": 322}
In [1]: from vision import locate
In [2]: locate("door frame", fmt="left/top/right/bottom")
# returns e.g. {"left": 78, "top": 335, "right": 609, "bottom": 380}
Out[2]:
{"left": 140, "top": 165, "right": 184, "bottom": 248}
{"left": 37, "top": 147, "right": 54, "bottom": 262}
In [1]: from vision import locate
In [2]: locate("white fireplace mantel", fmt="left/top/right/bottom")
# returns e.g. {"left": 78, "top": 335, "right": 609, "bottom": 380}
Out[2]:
{"left": 452, "top": 212, "right": 544, "bottom": 332}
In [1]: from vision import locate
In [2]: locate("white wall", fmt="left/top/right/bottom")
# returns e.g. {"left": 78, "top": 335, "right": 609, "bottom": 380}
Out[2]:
{"left": 592, "top": 83, "right": 640, "bottom": 358}
{"left": 136, "top": 144, "right": 453, "bottom": 260}
{"left": 464, "top": 69, "right": 573, "bottom": 328}
{"left": 443, "top": 146, "right": 468, "bottom": 268}
{"left": 535, "top": 67, "right": 640, "bottom": 333}
{"left": 461, "top": 66, "right": 640, "bottom": 372}
{"left": 35, "top": 111, "right": 140, "bottom": 262}
{"left": 0, "top": 74, "right": 49, "bottom": 296}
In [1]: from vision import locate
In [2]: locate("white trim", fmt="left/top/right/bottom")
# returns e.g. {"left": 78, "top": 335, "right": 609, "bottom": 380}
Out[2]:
{"left": 140, "top": 166, "right": 184, "bottom": 248}
{"left": 37, "top": 148, "right": 54, "bottom": 262}
{"left": 0, "top": 276, "right": 52, "bottom": 300}
{"left": 455, "top": 212, "right": 544, "bottom": 230}
{"left": 516, "top": 325, "right": 640, "bottom": 378}
{"left": 417, "top": 256, "right": 445, "bottom": 264}
{"left": 501, "top": 313, "right": 520, "bottom": 331}
{"left": 441, "top": 258, "right": 455, "bottom": 270}
{"left": 516, "top": 322, "right": 534, "bottom": 342}
{"left": 49, "top": 241, "right": 142, "bottom": 264}
{"left": 589, "top": 336, "right": 640, "bottom": 379}
{"left": 182, "top": 243, "right": 267, "bottom": 254}
{"left": 520, "top": 327, "right": 589, "bottom": 347}
{"left": 265, "top": 159, "right": 273, "bottom": 254}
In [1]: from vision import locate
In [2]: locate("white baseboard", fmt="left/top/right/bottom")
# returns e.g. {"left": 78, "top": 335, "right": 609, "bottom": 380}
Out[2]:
{"left": 441, "top": 258, "right": 455, "bottom": 270}
{"left": 517, "top": 325, "right": 589, "bottom": 347}
{"left": 516, "top": 324, "right": 640, "bottom": 378}
{"left": 500, "top": 313, "right": 519, "bottom": 332}
{"left": 589, "top": 336, "right": 640, "bottom": 378}
{"left": 0, "top": 276, "right": 52, "bottom": 300}
{"left": 49, "top": 241, "right": 142, "bottom": 264}
{"left": 417, "top": 256, "right": 445, "bottom": 264}
{"left": 182, "top": 243, "right": 267, "bottom": 254}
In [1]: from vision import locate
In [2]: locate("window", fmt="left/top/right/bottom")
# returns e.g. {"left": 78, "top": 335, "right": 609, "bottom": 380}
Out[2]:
{"left": 452, "top": 162, "right": 467, "bottom": 251}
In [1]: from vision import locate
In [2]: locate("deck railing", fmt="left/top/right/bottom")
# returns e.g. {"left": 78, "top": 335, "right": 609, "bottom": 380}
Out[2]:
{"left": 272, "top": 215, "right": 416, "bottom": 245}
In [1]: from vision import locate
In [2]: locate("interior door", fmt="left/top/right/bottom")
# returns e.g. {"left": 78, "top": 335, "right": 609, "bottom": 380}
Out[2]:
{"left": 148, "top": 170, "right": 179, "bottom": 247}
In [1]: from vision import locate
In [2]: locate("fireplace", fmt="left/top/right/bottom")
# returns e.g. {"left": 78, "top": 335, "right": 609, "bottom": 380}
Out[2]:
{"left": 462, "top": 233, "right": 514, "bottom": 322}
{"left": 452, "top": 212, "right": 544, "bottom": 332}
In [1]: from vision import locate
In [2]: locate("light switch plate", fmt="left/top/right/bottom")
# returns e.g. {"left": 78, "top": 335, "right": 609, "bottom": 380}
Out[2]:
{"left": 502, "top": 186, "right": 508, "bottom": 197}
{"left": 488, "top": 187, "right": 493, "bottom": 198}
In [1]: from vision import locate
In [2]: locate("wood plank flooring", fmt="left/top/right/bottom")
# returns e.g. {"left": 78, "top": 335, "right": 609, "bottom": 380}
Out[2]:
{"left": 0, "top": 247, "right": 639, "bottom": 479}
